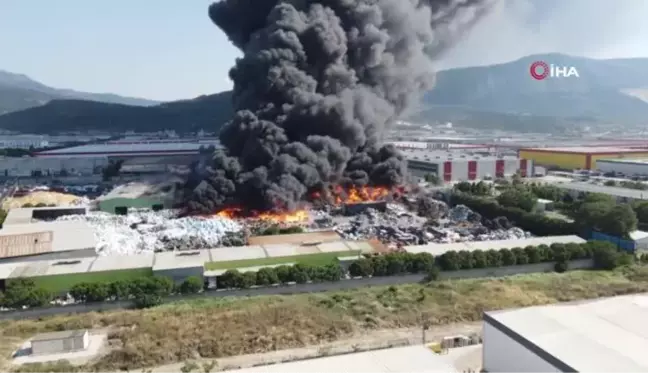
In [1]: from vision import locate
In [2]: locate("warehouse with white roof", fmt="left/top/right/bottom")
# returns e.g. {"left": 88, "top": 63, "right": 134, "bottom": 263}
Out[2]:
{"left": 483, "top": 293, "right": 648, "bottom": 372}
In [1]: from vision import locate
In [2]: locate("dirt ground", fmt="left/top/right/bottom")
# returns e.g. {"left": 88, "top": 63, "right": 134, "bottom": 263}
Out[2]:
{"left": 145, "top": 322, "right": 482, "bottom": 373}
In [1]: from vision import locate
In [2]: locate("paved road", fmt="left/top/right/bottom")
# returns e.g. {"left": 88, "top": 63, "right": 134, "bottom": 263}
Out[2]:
{"left": 0, "top": 259, "right": 593, "bottom": 321}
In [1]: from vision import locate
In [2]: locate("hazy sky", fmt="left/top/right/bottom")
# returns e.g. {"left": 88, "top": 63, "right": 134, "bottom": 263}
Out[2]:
{"left": 2, "top": 0, "right": 648, "bottom": 101}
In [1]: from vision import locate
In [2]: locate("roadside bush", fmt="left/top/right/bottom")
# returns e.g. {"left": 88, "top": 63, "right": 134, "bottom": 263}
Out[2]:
{"left": 348, "top": 258, "right": 374, "bottom": 277}
{"left": 255, "top": 268, "right": 279, "bottom": 286}
{"left": 178, "top": 276, "right": 204, "bottom": 294}
{"left": 274, "top": 265, "right": 296, "bottom": 283}
{"left": 592, "top": 243, "right": 621, "bottom": 270}
{"left": 2, "top": 278, "right": 52, "bottom": 308}
{"left": 554, "top": 261, "right": 569, "bottom": 273}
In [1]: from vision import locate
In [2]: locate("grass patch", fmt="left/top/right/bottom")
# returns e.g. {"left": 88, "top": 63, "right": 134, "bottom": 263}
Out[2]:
{"left": 205, "top": 250, "right": 360, "bottom": 270}
{"left": 1, "top": 268, "right": 647, "bottom": 371}
{"left": 25, "top": 268, "right": 153, "bottom": 294}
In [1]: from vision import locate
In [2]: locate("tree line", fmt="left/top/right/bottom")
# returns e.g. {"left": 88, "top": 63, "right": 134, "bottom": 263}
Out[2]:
{"left": 453, "top": 180, "right": 648, "bottom": 238}
{"left": 0, "top": 241, "right": 623, "bottom": 310}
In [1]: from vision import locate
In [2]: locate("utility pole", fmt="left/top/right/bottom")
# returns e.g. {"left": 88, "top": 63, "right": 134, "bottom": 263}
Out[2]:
{"left": 420, "top": 311, "right": 430, "bottom": 344}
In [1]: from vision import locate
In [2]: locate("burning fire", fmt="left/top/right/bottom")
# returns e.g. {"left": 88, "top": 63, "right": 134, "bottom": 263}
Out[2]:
{"left": 312, "top": 185, "right": 399, "bottom": 205}
{"left": 215, "top": 207, "right": 310, "bottom": 224}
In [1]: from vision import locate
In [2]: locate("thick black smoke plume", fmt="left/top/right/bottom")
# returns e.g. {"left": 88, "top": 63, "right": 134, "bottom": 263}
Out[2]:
{"left": 184, "top": 0, "right": 492, "bottom": 213}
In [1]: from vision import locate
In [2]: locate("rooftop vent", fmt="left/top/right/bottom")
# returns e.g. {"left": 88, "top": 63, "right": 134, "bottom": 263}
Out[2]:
{"left": 177, "top": 251, "right": 201, "bottom": 257}
{"left": 53, "top": 260, "right": 82, "bottom": 266}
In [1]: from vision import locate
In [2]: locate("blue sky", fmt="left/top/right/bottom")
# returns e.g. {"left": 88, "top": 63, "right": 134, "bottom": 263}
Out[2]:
{"left": 0, "top": 0, "right": 240, "bottom": 101}
{"left": 2, "top": 0, "right": 648, "bottom": 102}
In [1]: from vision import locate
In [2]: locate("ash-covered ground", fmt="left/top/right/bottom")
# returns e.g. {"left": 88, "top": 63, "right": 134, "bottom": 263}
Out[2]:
{"left": 55, "top": 195, "right": 529, "bottom": 255}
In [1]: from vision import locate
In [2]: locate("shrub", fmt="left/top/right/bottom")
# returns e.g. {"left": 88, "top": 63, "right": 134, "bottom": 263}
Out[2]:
{"left": 2, "top": 278, "right": 52, "bottom": 308}
{"left": 179, "top": 276, "right": 204, "bottom": 294}
{"left": 238, "top": 272, "right": 257, "bottom": 289}
{"left": 274, "top": 265, "right": 296, "bottom": 283}
{"left": 554, "top": 261, "right": 569, "bottom": 273}
{"left": 511, "top": 247, "right": 528, "bottom": 265}
{"left": 524, "top": 246, "right": 541, "bottom": 264}
{"left": 457, "top": 250, "right": 475, "bottom": 270}
{"left": 255, "top": 268, "right": 279, "bottom": 286}
{"left": 471, "top": 250, "right": 488, "bottom": 269}
{"left": 437, "top": 251, "right": 460, "bottom": 271}
{"left": 592, "top": 244, "right": 621, "bottom": 270}
{"left": 424, "top": 266, "right": 441, "bottom": 282}
{"left": 349, "top": 258, "right": 374, "bottom": 277}
{"left": 500, "top": 248, "right": 516, "bottom": 266}
{"left": 219, "top": 270, "right": 243, "bottom": 289}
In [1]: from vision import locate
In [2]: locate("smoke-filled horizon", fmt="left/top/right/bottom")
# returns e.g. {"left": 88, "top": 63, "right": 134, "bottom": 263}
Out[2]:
{"left": 183, "top": 0, "right": 493, "bottom": 213}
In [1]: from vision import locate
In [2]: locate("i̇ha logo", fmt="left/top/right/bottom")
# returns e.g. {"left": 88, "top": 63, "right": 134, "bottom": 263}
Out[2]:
{"left": 529, "top": 61, "right": 579, "bottom": 80}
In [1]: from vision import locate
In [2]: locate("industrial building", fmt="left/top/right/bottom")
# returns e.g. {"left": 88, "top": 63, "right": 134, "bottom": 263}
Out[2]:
{"left": 225, "top": 345, "right": 455, "bottom": 373}
{"left": 33, "top": 140, "right": 220, "bottom": 159}
{"left": 3, "top": 206, "right": 87, "bottom": 226}
{"left": 403, "top": 150, "right": 532, "bottom": 183}
{"left": 482, "top": 293, "right": 648, "bottom": 372}
{"left": 519, "top": 146, "right": 648, "bottom": 170}
{"left": 95, "top": 183, "right": 174, "bottom": 213}
{"left": 0, "top": 239, "right": 368, "bottom": 291}
{"left": 596, "top": 158, "right": 648, "bottom": 176}
{"left": 553, "top": 181, "right": 648, "bottom": 202}
{"left": 0, "top": 220, "right": 97, "bottom": 264}
{"left": 0, "top": 157, "right": 108, "bottom": 177}
{"left": 404, "top": 235, "right": 585, "bottom": 257}
{"left": 30, "top": 330, "right": 90, "bottom": 355}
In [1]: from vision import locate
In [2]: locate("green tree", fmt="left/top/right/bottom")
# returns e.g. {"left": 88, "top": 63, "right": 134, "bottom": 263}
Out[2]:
{"left": 497, "top": 188, "right": 537, "bottom": 212}
{"left": 471, "top": 250, "right": 488, "bottom": 268}
{"left": 239, "top": 272, "right": 257, "bottom": 288}
{"left": 349, "top": 258, "right": 374, "bottom": 277}
{"left": 219, "top": 270, "right": 243, "bottom": 289}
{"left": 274, "top": 265, "right": 295, "bottom": 284}
{"left": 437, "top": 251, "right": 460, "bottom": 271}
{"left": 3, "top": 278, "right": 51, "bottom": 308}
{"left": 633, "top": 201, "right": 648, "bottom": 223}
{"left": 108, "top": 280, "right": 132, "bottom": 300}
{"left": 179, "top": 276, "right": 204, "bottom": 294}
{"left": 499, "top": 249, "right": 517, "bottom": 266}
{"left": 255, "top": 268, "right": 279, "bottom": 286}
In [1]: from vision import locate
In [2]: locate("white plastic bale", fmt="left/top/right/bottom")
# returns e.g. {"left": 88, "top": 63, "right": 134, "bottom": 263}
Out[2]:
{"left": 56, "top": 209, "right": 242, "bottom": 256}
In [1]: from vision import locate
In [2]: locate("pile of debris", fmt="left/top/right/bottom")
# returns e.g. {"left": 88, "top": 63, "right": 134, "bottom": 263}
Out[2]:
{"left": 330, "top": 203, "right": 530, "bottom": 246}
{"left": 57, "top": 208, "right": 242, "bottom": 255}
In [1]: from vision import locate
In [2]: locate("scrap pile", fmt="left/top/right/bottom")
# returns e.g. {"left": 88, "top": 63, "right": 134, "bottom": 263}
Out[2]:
{"left": 57, "top": 209, "right": 242, "bottom": 255}
{"left": 329, "top": 202, "right": 530, "bottom": 247}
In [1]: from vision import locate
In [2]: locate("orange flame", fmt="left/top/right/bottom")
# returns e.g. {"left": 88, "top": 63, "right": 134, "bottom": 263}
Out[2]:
{"left": 322, "top": 185, "right": 394, "bottom": 205}
{"left": 215, "top": 207, "right": 309, "bottom": 224}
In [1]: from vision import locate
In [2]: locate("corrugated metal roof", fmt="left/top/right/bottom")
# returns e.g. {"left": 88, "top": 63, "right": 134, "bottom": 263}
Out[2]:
{"left": 225, "top": 346, "right": 454, "bottom": 373}
{"left": 404, "top": 235, "right": 586, "bottom": 256}
{"left": 38, "top": 142, "right": 207, "bottom": 154}
{"left": 1, "top": 221, "right": 97, "bottom": 252}
{"left": 263, "top": 244, "right": 318, "bottom": 257}
{"left": 247, "top": 231, "right": 342, "bottom": 246}
{"left": 487, "top": 293, "right": 648, "bottom": 372}
{"left": 554, "top": 182, "right": 648, "bottom": 200}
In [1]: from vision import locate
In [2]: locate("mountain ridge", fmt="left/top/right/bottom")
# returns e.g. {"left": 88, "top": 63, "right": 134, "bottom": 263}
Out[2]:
{"left": 2, "top": 53, "right": 648, "bottom": 134}
{"left": 0, "top": 70, "right": 159, "bottom": 115}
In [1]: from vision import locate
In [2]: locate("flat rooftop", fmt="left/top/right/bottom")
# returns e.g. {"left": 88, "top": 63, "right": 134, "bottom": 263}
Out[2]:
{"left": 485, "top": 293, "right": 648, "bottom": 372}
{"left": 225, "top": 346, "right": 454, "bottom": 373}
{"left": 31, "top": 329, "right": 87, "bottom": 342}
{"left": 598, "top": 158, "right": 648, "bottom": 165}
{"left": 553, "top": 182, "right": 648, "bottom": 200}
{"left": 0, "top": 221, "right": 97, "bottom": 252}
{"left": 4, "top": 206, "right": 88, "bottom": 226}
{"left": 404, "top": 235, "right": 585, "bottom": 256}
{"left": 521, "top": 146, "right": 648, "bottom": 154}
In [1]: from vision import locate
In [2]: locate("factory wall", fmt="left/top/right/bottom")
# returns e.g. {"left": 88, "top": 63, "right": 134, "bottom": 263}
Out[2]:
{"left": 153, "top": 267, "right": 204, "bottom": 284}
{"left": 596, "top": 160, "right": 648, "bottom": 175}
{"left": 588, "top": 152, "right": 648, "bottom": 169}
{"left": 98, "top": 197, "right": 170, "bottom": 214}
{"left": 407, "top": 157, "right": 530, "bottom": 182}
{"left": 519, "top": 150, "right": 587, "bottom": 170}
{"left": 0, "top": 157, "right": 109, "bottom": 177}
{"left": 482, "top": 320, "right": 561, "bottom": 372}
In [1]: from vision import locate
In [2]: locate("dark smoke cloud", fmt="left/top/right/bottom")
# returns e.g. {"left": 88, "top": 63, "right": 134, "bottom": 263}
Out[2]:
{"left": 184, "top": 0, "right": 492, "bottom": 213}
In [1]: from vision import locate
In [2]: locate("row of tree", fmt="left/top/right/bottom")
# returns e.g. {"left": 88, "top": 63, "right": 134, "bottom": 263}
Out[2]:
{"left": 0, "top": 241, "right": 623, "bottom": 310}
{"left": 0, "top": 275, "right": 204, "bottom": 310}
{"left": 451, "top": 192, "right": 578, "bottom": 236}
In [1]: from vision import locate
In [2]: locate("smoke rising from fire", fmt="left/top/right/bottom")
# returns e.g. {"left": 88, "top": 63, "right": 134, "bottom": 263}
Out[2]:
{"left": 184, "top": 0, "right": 492, "bottom": 213}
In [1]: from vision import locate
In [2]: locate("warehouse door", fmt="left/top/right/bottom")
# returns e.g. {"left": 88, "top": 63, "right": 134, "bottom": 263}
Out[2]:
{"left": 115, "top": 206, "right": 128, "bottom": 215}
{"left": 152, "top": 204, "right": 163, "bottom": 211}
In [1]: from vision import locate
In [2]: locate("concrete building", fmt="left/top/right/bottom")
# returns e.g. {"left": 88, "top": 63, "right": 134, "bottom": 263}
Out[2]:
{"left": 152, "top": 250, "right": 210, "bottom": 283}
{"left": 30, "top": 330, "right": 89, "bottom": 355}
{"left": 225, "top": 345, "right": 455, "bottom": 373}
{"left": 4, "top": 206, "right": 87, "bottom": 226}
{"left": 404, "top": 235, "right": 585, "bottom": 257}
{"left": 34, "top": 140, "right": 220, "bottom": 159}
{"left": 0, "top": 220, "right": 97, "bottom": 263}
{"left": 596, "top": 158, "right": 648, "bottom": 176}
{"left": 0, "top": 157, "right": 108, "bottom": 177}
{"left": 403, "top": 150, "right": 531, "bottom": 183}
{"left": 482, "top": 293, "right": 648, "bottom": 372}
{"left": 553, "top": 182, "right": 648, "bottom": 202}
{"left": 519, "top": 146, "right": 648, "bottom": 170}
